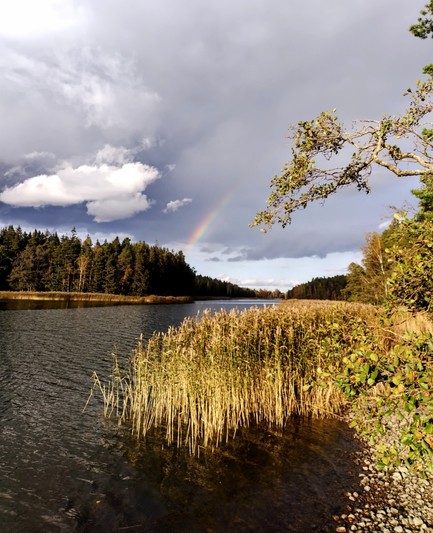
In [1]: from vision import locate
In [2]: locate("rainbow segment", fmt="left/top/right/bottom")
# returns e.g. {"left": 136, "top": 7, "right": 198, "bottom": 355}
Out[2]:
{"left": 186, "top": 192, "right": 233, "bottom": 248}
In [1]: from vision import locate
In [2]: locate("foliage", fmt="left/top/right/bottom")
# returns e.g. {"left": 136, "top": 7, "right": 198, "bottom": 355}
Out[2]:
{"left": 410, "top": 1, "right": 433, "bottom": 39}
{"left": 286, "top": 274, "right": 347, "bottom": 300}
{"left": 343, "top": 232, "right": 389, "bottom": 304}
{"left": 330, "top": 214, "right": 433, "bottom": 315}
{"left": 331, "top": 166, "right": 433, "bottom": 311}
{"left": 386, "top": 218, "right": 433, "bottom": 314}
{"left": 412, "top": 173, "right": 433, "bottom": 222}
{"left": 342, "top": 262, "right": 368, "bottom": 302}
{"left": 336, "top": 324, "right": 433, "bottom": 471}
{"left": 251, "top": 76, "right": 433, "bottom": 231}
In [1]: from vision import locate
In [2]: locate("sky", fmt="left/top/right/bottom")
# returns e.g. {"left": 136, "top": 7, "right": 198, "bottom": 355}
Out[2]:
{"left": 0, "top": 0, "right": 431, "bottom": 292}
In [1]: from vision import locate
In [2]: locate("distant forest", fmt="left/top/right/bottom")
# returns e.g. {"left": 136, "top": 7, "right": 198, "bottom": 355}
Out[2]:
{"left": 0, "top": 225, "right": 276, "bottom": 299}
{"left": 286, "top": 275, "right": 348, "bottom": 301}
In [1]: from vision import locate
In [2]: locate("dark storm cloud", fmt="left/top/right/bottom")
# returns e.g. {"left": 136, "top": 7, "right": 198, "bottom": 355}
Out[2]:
{"left": 0, "top": 0, "right": 430, "bottom": 276}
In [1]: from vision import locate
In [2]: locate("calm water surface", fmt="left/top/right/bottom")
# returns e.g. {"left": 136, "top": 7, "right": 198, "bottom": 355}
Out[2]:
{"left": 0, "top": 299, "right": 361, "bottom": 532}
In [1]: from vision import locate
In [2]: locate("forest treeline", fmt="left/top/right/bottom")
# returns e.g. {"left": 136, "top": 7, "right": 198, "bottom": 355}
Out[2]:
{"left": 0, "top": 226, "right": 274, "bottom": 299}
{"left": 286, "top": 275, "right": 347, "bottom": 300}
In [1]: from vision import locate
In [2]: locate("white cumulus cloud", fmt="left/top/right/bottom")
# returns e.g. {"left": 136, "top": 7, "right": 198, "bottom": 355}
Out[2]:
{"left": 87, "top": 193, "right": 153, "bottom": 223}
{"left": 163, "top": 198, "right": 192, "bottom": 213}
{"left": 0, "top": 161, "right": 160, "bottom": 222}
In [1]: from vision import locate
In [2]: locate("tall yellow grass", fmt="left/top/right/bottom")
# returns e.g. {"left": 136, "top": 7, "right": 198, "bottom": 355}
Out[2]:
{"left": 0, "top": 291, "right": 192, "bottom": 304}
{"left": 94, "top": 300, "right": 401, "bottom": 454}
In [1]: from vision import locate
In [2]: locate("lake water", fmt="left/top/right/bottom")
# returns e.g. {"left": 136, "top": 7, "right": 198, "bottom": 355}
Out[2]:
{"left": 0, "top": 299, "right": 361, "bottom": 532}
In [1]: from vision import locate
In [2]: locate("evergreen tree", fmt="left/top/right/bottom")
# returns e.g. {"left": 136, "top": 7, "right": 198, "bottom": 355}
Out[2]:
{"left": 131, "top": 242, "right": 150, "bottom": 296}
{"left": 0, "top": 225, "right": 26, "bottom": 289}
{"left": 118, "top": 239, "right": 135, "bottom": 295}
{"left": 412, "top": 174, "right": 433, "bottom": 222}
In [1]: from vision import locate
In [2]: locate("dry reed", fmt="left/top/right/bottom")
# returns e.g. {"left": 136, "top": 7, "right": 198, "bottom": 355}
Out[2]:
{"left": 94, "top": 301, "right": 394, "bottom": 454}
{"left": 0, "top": 291, "right": 192, "bottom": 304}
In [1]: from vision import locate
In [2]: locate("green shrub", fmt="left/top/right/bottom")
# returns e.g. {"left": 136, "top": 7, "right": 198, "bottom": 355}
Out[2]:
{"left": 336, "top": 327, "right": 433, "bottom": 471}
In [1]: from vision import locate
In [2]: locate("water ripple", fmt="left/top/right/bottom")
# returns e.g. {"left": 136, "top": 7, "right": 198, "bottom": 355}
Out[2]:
{"left": 0, "top": 301, "right": 361, "bottom": 532}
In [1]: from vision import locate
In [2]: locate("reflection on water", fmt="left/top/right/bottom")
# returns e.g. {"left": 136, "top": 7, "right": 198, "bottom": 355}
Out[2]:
{"left": 110, "top": 419, "right": 360, "bottom": 533}
{"left": 0, "top": 298, "right": 125, "bottom": 311}
{"left": 0, "top": 299, "right": 361, "bottom": 532}
{"left": 0, "top": 298, "right": 279, "bottom": 312}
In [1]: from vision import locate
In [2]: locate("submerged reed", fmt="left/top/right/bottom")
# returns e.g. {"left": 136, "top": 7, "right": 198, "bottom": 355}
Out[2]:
{"left": 93, "top": 300, "right": 393, "bottom": 454}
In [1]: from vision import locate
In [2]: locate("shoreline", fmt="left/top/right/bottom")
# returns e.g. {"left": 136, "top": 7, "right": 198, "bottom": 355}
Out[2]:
{"left": 0, "top": 291, "right": 279, "bottom": 306}
{"left": 0, "top": 291, "right": 194, "bottom": 305}
{"left": 334, "top": 417, "right": 433, "bottom": 533}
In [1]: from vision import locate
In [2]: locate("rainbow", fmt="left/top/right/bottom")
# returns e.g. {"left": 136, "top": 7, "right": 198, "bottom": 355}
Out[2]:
{"left": 186, "top": 192, "right": 232, "bottom": 248}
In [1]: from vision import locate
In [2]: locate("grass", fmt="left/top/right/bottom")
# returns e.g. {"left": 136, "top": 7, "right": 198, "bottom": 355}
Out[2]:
{"left": 92, "top": 300, "right": 393, "bottom": 454}
{"left": 0, "top": 291, "right": 193, "bottom": 304}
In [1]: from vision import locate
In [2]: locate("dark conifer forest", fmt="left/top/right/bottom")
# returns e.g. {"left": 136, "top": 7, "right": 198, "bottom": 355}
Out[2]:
{"left": 0, "top": 226, "right": 263, "bottom": 298}
{"left": 286, "top": 275, "right": 348, "bottom": 300}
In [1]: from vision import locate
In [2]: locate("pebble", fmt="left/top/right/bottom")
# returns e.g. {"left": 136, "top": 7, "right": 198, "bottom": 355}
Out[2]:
{"left": 333, "top": 422, "right": 433, "bottom": 533}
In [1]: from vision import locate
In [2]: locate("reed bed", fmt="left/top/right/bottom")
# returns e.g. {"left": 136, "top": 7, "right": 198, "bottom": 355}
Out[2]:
{"left": 94, "top": 300, "right": 401, "bottom": 455}
{"left": 0, "top": 291, "right": 192, "bottom": 304}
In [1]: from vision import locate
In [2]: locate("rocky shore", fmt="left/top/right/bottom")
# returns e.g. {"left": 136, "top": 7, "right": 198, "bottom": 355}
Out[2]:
{"left": 333, "top": 443, "right": 433, "bottom": 533}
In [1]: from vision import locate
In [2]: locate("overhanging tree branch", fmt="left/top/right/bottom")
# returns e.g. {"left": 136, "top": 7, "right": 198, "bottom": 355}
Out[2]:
{"left": 251, "top": 78, "right": 433, "bottom": 231}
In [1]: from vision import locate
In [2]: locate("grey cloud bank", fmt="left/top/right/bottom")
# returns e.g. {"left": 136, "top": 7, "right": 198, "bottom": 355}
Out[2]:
{"left": 0, "top": 0, "right": 430, "bottom": 290}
